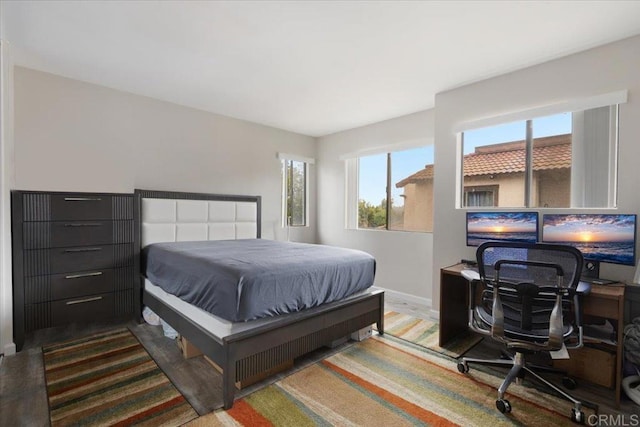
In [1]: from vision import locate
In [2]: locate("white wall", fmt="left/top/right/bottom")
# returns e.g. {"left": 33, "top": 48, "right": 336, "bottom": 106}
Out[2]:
{"left": 14, "top": 67, "right": 317, "bottom": 242}
{"left": 432, "top": 34, "right": 640, "bottom": 311}
{"left": 317, "top": 111, "right": 434, "bottom": 305}
{"left": 0, "top": 40, "right": 16, "bottom": 355}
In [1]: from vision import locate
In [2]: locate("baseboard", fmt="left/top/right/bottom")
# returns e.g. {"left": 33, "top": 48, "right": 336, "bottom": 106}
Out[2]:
{"left": 2, "top": 342, "right": 16, "bottom": 356}
{"left": 373, "top": 286, "right": 435, "bottom": 319}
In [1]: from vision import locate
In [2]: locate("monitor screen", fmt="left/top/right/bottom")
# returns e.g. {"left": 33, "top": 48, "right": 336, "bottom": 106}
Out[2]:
{"left": 466, "top": 212, "right": 539, "bottom": 247}
{"left": 542, "top": 214, "right": 637, "bottom": 266}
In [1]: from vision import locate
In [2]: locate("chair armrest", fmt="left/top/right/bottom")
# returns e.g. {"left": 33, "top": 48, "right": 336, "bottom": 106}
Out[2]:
{"left": 577, "top": 281, "right": 591, "bottom": 295}
{"left": 461, "top": 269, "right": 480, "bottom": 281}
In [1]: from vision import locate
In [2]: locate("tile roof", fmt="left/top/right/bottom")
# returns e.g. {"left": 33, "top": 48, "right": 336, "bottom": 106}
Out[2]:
{"left": 396, "top": 134, "right": 571, "bottom": 188}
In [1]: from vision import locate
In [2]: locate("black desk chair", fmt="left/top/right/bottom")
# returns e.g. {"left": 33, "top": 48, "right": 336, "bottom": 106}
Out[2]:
{"left": 457, "top": 242, "right": 592, "bottom": 423}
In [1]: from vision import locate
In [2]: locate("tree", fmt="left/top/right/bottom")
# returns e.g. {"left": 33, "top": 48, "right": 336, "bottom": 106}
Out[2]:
{"left": 358, "top": 199, "right": 386, "bottom": 228}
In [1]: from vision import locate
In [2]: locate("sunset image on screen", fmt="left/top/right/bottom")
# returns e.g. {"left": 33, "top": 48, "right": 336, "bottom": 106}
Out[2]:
{"left": 578, "top": 232, "right": 593, "bottom": 242}
{"left": 467, "top": 212, "right": 538, "bottom": 246}
{"left": 543, "top": 214, "right": 635, "bottom": 243}
{"left": 542, "top": 214, "right": 636, "bottom": 265}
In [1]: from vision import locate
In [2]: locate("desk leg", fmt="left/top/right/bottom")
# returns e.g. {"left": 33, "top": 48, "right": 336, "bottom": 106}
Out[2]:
{"left": 615, "top": 293, "right": 624, "bottom": 408}
{"left": 439, "top": 271, "right": 470, "bottom": 347}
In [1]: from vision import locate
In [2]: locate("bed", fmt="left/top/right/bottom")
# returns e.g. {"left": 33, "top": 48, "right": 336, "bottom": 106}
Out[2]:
{"left": 135, "top": 189, "right": 385, "bottom": 409}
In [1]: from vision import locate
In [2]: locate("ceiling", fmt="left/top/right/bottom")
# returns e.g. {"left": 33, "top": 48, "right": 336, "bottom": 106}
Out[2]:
{"left": 3, "top": 1, "right": 640, "bottom": 137}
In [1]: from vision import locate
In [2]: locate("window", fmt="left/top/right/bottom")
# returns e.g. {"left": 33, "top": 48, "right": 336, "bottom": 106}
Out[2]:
{"left": 356, "top": 146, "right": 433, "bottom": 232}
{"left": 283, "top": 159, "right": 306, "bottom": 226}
{"left": 464, "top": 185, "right": 498, "bottom": 207}
{"left": 279, "top": 153, "right": 313, "bottom": 227}
{"left": 460, "top": 103, "right": 620, "bottom": 208}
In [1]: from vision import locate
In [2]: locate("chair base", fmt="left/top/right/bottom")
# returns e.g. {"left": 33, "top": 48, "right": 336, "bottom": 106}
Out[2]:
{"left": 457, "top": 352, "right": 598, "bottom": 423}
{"left": 499, "top": 349, "right": 578, "bottom": 389}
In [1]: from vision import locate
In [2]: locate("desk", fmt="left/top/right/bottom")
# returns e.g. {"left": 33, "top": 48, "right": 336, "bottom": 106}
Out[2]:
{"left": 440, "top": 263, "right": 626, "bottom": 407}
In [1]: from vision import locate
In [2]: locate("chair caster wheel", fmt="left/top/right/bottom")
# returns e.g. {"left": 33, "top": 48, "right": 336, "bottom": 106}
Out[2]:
{"left": 457, "top": 362, "right": 469, "bottom": 373}
{"left": 496, "top": 399, "right": 511, "bottom": 413}
{"left": 571, "top": 408, "right": 585, "bottom": 424}
{"left": 563, "top": 376, "right": 577, "bottom": 390}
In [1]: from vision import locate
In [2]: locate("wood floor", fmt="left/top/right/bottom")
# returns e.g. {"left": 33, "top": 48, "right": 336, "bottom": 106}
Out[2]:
{"left": 0, "top": 293, "right": 637, "bottom": 426}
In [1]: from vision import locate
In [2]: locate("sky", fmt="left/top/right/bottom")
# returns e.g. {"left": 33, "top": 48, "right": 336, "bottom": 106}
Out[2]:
{"left": 463, "top": 112, "right": 572, "bottom": 154}
{"left": 359, "top": 146, "right": 433, "bottom": 206}
{"left": 358, "top": 112, "right": 571, "bottom": 206}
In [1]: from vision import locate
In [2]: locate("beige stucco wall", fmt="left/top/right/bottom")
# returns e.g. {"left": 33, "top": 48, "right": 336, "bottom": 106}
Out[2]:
{"left": 400, "top": 181, "right": 433, "bottom": 232}
{"left": 462, "top": 170, "right": 570, "bottom": 208}
{"left": 537, "top": 169, "right": 570, "bottom": 207}
{"left": 463, "top": 174, "right": 523, "bottom": 206}
{"left": 401, "top": 168, "right": 568, "bottom": 231}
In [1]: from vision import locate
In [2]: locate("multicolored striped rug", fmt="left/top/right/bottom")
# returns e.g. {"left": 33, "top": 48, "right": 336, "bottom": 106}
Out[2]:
{"left": 187, "top": 334, "right": 593, "bottom": 426}
{"left": 380, "top": 311, "right": 483, "bottom": 357}
{"left": 42, "top": 328, "right": 198, "bottom": 426}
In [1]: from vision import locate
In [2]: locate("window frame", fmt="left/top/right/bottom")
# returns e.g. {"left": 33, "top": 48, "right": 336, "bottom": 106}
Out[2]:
{"left": 463, "top": 185, "right": 499, "bottom": 207}
{"left": 279, "top": 153, "right": 314, "bottom": 228}
{"left": 455, "top": 91, "right": 627, "bottom": 210}
{"left": 351, "top": 146, "right": 433, "bottom": 233}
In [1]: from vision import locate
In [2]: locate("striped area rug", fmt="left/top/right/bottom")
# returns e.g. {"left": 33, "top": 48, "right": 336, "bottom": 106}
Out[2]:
{"left": 381, "top": 311, "right": 483, "bottom": 358}
{"left": 187, "top": 334, "right": 593, "bottom": 426}
{"left": 42, "top": 328, "right": 198, "bottom": 426}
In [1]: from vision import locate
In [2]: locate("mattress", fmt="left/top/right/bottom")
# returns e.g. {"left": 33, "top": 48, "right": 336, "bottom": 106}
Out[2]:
{"left": 141, "top": 239, "right": 376, "bottom": 322}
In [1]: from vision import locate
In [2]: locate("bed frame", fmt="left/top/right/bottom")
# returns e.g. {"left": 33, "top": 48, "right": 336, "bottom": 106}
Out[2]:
{"left": 135, "top": 189, "right": 384, "bottom": 409}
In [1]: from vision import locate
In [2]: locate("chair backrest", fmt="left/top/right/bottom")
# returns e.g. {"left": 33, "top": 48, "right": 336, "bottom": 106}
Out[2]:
{"left": 474, "top": 242, "right": 584, "bottom": 350}
{"left": 477, "top": 242, "right": 583, "bottom": 290}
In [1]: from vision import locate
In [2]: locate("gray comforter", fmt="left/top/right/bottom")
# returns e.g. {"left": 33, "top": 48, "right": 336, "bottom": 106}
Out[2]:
{"left": 142, "top": 239, "right": 376, "bottom": 322}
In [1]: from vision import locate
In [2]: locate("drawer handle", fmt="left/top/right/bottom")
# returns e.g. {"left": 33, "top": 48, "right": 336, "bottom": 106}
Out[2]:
{"left": 66, "top": 296, "right": 103, "bottom": 305}
{"left": 64, "top": 197, "right": 102, "bottom": 201}
{"left": 65, "top": 272, "right": 103, "bottom": 279}
{"left": 64, "top": 223, "right": 102, "bottom": 227}
{"left": 64, "top": 247, "right": 103, "bottom": 253}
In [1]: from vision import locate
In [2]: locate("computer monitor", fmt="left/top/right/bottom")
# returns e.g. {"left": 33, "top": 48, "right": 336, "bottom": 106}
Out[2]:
{"left": 542, "top": 214, "right": 637, "bottom": 280}
{"left": 466, "top": 212, "right": 539, "bottom": 247}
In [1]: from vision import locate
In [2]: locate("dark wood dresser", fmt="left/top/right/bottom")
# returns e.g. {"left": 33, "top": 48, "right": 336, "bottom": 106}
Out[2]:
{"left": 11, "top": 190, "right": 139, "bottom": 351}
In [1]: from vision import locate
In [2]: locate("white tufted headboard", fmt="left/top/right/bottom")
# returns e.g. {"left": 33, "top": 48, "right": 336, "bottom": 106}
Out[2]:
{"left": 135, "top": 190, "right": 261, "bottom": 248}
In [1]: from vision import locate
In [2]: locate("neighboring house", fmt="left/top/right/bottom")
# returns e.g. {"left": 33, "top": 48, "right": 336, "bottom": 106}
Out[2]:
{"left": 395, "top": 162, "right": 435, "bottom": 233}
{"left": 396, "top": 134, "right": 572, "bottom": 231}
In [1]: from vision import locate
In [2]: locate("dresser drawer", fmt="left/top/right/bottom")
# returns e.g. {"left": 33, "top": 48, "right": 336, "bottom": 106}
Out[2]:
{"left": 23, "top": 220, "right": 132, "bottom": 249}
{"left": 50, "top": 245, "right": 114, "bottom": 274}
{"left": 52, "top": 292, "right": 114, "bottom": 326}
{"left": 50, "top": 221, "right": 113, "bottom": 247}
{"left": 51, "top": 269, "right": 114, "bottom": 300}
{"left": 50, "top": 194, "right": 112, "bottom": 221}
{"left": 24, "top": 244, "right": 133, "bottom": 276}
